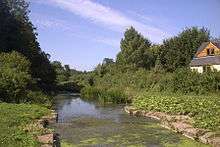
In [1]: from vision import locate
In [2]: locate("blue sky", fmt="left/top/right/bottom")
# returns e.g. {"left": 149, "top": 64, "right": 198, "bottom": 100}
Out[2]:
{"left": 28, "top": 0, "right": 220, "bottom": 71}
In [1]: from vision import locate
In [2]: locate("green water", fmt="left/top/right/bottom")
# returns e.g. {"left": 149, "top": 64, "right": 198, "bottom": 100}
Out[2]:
{"left": 52, "top": 94, "right": 209, "bottom": 147}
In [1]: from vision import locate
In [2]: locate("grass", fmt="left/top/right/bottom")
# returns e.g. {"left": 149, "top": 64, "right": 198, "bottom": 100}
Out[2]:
{"left": 164, "top": 137, "right": 209, "bottom": 147}
{"left": 133, "top": 92, "right": 220, "bottom": 131}
{"left": 0, "top": 103, "right": 50, "bottom": 147}
{"left": 61, "top": 141, "right": 74, "bottom": 147}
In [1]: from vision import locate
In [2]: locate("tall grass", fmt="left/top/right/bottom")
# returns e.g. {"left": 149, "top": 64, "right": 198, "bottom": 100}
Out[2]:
{"left": 81, "top": 86, "right": 129, "bottom": 104}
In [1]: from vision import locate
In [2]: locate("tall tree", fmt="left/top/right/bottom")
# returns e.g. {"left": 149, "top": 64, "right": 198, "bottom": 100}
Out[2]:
{"left": 0, "top": 0, "right": 56, "bottom": 92}
{"left": 159, "top": 27, "right": 210, "bottom": 71}
{"left": 116, "top": 27, "right": 154, "bottom": 69}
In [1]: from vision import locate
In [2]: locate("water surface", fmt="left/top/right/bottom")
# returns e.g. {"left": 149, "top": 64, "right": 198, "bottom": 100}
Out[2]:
{"left": 52, "top": 94, "right": 208, "bottom": 147}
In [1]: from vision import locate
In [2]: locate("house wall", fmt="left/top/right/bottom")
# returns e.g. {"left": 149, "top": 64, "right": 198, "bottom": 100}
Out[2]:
{"left": 213, "top": 65, "right": 220, "bottom": 71}
{"left": 191, "top": 65, "right": 220, "bottom": 73}
{"left": 190, "top": 66, "right": 203, "bottom": 73}
{"left": 196, "top": 42, "right": 220, "bottom": 58}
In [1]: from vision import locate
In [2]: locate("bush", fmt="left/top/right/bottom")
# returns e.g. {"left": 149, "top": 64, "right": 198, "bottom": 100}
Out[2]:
{"left": 0, "top": 51, "right": 31, "bottom": 103}
{"left": 0, "top": 51, "right": 53, "bottom": 105}
{"left": 26, "top": 91, "right": 52, "bottom": 107}
{"left": 170, "top": 68, "right": 220, "bottom": 94}
{"left": 83, "top": 65, "right": 220, "bottom": 104}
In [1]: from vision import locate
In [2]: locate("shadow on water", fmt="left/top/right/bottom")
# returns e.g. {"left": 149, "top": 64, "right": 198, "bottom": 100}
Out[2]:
{"left": 51, "top": 94, "right": 208, "bottom": 147}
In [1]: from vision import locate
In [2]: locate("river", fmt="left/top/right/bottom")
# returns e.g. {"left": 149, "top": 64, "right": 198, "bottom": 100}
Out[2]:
{"left": 51, "top": 93, "right": 208, "bottom": 147}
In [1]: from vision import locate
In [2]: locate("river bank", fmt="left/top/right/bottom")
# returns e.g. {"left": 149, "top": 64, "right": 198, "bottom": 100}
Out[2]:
{"left": 0, "top": 103, "right": 58, "bottom": 147}
{"left": 125, "top": 106, "right": 220, "bottom": 147}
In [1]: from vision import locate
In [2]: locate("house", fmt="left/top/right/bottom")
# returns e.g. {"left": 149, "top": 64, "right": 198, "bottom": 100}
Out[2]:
{"left": 190, "top": 42, "right": 220, "bottom": 73}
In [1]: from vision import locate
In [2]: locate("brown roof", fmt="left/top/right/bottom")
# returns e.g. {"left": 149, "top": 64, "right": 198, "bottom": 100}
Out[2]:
{"left": 212, "top": 42, "right": 220, "bottom": 48}
{"left": 196, "top": 42, "right": 210, "bottom": 55}
{"left": 195, "top": 42, "right": 220, "bottom": 55}
{"left": 190, "top": 56, "right": 220, "bottom": 66}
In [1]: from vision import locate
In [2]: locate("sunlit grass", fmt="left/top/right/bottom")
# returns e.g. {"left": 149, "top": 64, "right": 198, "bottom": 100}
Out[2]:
{"left": 0, "top": 103, "right": 50, "bottom": 147}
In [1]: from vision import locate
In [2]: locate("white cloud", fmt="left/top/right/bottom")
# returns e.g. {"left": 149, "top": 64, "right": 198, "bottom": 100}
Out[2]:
{"left": 31, "top": 13, "right": 73, "bottom": 31}
{"left": 31, "top": 13, "right": 120, "bottom": 48}
{"left": 93, "top": 37, "right": 119, "bottom": 47}
{"left": 32, "top": 0, "right": 170, "bottom": 42}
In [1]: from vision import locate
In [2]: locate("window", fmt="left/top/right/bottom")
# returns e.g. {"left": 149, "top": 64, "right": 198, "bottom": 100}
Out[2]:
{"left": 207, "top": 48, "right": 215, "bottom": 56}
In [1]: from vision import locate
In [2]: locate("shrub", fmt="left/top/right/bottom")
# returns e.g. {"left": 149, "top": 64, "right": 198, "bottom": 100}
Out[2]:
{"left": 171, "top": 69, "right": 220, "bottom": 94}
{"left": 84, "top": 66, "right": 220, "bottom": 103}
{"left": 0, "top": 51, "right": 31, "bottom": 103}
{"left": 26, "top": 91, "right": 52, "bottom": 107}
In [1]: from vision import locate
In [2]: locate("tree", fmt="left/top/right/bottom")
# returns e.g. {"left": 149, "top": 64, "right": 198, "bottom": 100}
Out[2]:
{"left": 0, "top": 51, "right": 31, "bottom": 103}
{"left": 52, "top": 61, "right": 73, "bottom": 83}
{"left": 0, "top": 0, "right": 56, "bottom": 92}
{"left": 94, "top": 58, "right": 115, "bottom": 77}
{"left": 103, "top": 58, "right": 114, "bottom": 65}
{"left": 52, "top": 61, "right": 67, "bottom": 82}
{"left": 64, "top": 64, "right": 71, "bottom": 79}
{"left": 116, "top": 27, "right": 154, "bottom": 69}
{"left": 159, "top": 27, "right": 210, "bottom": 71}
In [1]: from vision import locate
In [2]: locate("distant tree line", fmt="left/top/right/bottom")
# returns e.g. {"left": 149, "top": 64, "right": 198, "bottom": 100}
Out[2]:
{"left": 116, "top": 26, "right": 210, "bottom": 71}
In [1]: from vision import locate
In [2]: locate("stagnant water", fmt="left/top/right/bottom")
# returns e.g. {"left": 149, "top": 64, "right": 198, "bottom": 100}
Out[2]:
{"left": 52, "top": 94, "right": 208, "bottom": 147}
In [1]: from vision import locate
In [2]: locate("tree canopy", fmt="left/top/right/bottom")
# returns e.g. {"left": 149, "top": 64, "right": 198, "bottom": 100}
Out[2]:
{"left": 159, "top": 27, "right": 210, "bottom": 71}
{"left": 0, "top": 0, "right": 56, "bottom": 92}
{"left": 116, "top": 27, "right": 155, "bottom": 69}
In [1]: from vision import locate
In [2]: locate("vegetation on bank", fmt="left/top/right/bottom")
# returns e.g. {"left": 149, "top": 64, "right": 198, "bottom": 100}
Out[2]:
{"left": 0, "top": 0, "right": 59, "bottom": 105}
{"left": 0, "top": 103, "right": 50, "bottom": 147}
{"left": 0, "top": 1, "right": 64, "bottom": 146}
{"left": 0, "top": 0, "right": 220, "bottom": 145}
{"left": 81, "top": 66, "right": 220, "bottom": 131}
{"left": 81, "top": 86, "right": 128, "bottom": 104}
{"left": 81, "top": 67, "right": 220, "bottom": 101}
{"left": 80, "top": 26, "right": 220, "bottom": 132}
{"left": 133, "top": 92, "right": 220, "bottom": 131}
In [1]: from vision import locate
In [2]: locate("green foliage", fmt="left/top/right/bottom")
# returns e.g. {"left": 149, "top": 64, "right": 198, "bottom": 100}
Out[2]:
{"left": 0, "top": 52, "right": 53, "bottom": 105}
{"left": 81, "top": 86, "right": 128, "bottom": 104}
{"left": 69, "top": 71, "right": 96, "bottom": 88}
{"left": 133, "top": 92, "right": 220, "bottom": 131}
{"left": 0, "top": 0, "right": 56, "bottom": 92}
{"left": 94, "top": 58, "right": 115, "bottom": 77}
{"left": 52, "top": 61, "right": 88, "bottom": 92}
{"left": 57, "top": 81, "right": 82, "bottom": 93}
{"left": 0, "top": 52, "right": 31, "bottom": 103}
{"left": 0, "top": 103, "right": 50, "bottom": 147}
{"left": 170, "top": 69, "right": 220, "bottom": 94}
{"left": 159, "top": 27, "right": 210, "bottom": 71}
{"left": 26, "top": 91, "right": 52, "bottom": 107}
{"left": 52, "top": 61, "right": 70, "bottom": 83}
{"left": 116, "top": 27, "right": 155, "bottom": 69}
